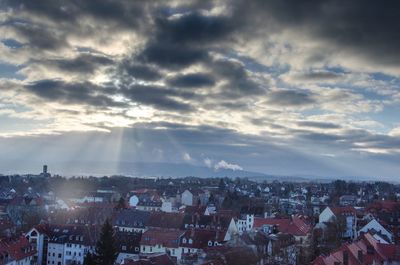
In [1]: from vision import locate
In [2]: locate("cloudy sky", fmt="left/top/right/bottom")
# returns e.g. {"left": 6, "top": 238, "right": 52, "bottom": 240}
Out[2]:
{"left": 0, "top": 0, "right": 399, "bottom": 179}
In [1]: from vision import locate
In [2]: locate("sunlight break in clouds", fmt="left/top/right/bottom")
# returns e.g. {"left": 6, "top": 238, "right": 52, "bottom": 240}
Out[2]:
{"left": 0, "top": 0, "right": 399, "bottom": 178}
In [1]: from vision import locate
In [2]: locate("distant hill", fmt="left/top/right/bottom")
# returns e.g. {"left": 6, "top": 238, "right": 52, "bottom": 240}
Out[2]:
{"left": 52, "top": 161, "right": 269, "bottom": 178}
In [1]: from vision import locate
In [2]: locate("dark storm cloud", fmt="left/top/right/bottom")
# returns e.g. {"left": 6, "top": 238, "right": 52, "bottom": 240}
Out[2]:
{"left": 290, "top": 127, "right": 400, "bottom": 154}
{"left": 120, "top": 85, "right": 195, "bottom": 112}
{"left": 46, "top": 54, "right": 113, "bottom": 74}
{"left": 139, "top": 42, "right": 209, "bottom": 69}
{"left": 119, "top": 62, "right": 162, "bottom": 81}
{"left": 137, "top": 11, "right": 236, "bottom": 69}
{"left": 155, "top": 12, "right": 235, "bottom": 45}
{"left": 233, "top": 0, "right": 400, "bottom": 66}
{"left": 167, "top": 73, "right": 215, "bottom": 88}
{"left": 9, "top": 21, "right": 68, "bottom": 51}
{"left": 266, "top": 90, "right": 315, "bottom": 106}
{"left": 212, "top": 59, "right": 266, "bottom": 96}
{"left": 4, "top": 0, "right": 148, "bottom": 28}
{"left": 25, "top": 79, "right": 124, "bottom": 108}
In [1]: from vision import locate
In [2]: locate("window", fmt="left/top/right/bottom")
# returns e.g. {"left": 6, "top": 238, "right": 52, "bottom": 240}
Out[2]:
{"left": 150, "top": 247, "right": 152, "bottom": 252}
{"left": 58, "top": 254, "right": 61, "bottom": 258}
{"left": 188, "top": 239, "right": 193, "bottom": 244}
{"left": 122, "top": 246, "right": 126, "bottom": 251}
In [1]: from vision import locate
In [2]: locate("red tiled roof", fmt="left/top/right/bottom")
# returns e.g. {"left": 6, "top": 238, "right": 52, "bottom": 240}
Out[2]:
{"left": 141, "top": 229, "right": 184, "bottom": 248}
{"left": 330, "top": 206, "right": 357, "bottom": 215}
{"left": 253, "top": 215, "right": 311, "bottom": 237}
{"left": 312, "top": 233, "right": 400, "bottom": 265}
{"left": 147, "top": 212, "right": 184, "bottom": 229}
{"left": 0, "top": 236, "right": 36, "bottom": 263}
{"left": 180, "top": 229, "right": 226, "bottom": 249}
{"left": 366, "top": 201, "right": 400, "bottom": 214}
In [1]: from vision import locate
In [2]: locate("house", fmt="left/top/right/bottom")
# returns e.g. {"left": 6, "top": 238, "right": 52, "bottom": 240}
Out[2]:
{"left": 313, "top": 233, "right": 400, "bottom": 265}
{"left": 339, "top": 195, "right": 358, "bottom": 206}
{"left": 0, "top": 236, "right": 36, "bottom": 265}
{"left": 115, "top": 231, "right": 141, "bottom": 265}
{"left": 114, "top": 210, "right": 151, "bottom": 233}
{"left": 319, "top": 206, "right": 357, "bottom": 239}
{"left": 366, "top": 201, "right": 400, "bottom": 243}
{"left": 181, "top": 190, "right": 194, "bottom": 206}
{"left": 253, "top": 215, "right": 311, "bottom": 244}
{"left": 180, "top": 229, "right": 225, "bottom": 257}
{"left": 146, "top": 212, "right": 185, "bottom": 230}
{"left": 140, "top": 228, "right": 184, "bottom": 262}
{"left": 358, "top": 219, "right": 394, "bottom": 243}
{"left": 136, "top": 201, "right": 162, "bottom": 212}
{"left": 235, "top": 214, "right": 254, "bottom": 233}
{"left": 181, "top": 189, "right": 206, "bottom": 206}
{"left": 26, "top": 224, "right": 96, "bottom": 265}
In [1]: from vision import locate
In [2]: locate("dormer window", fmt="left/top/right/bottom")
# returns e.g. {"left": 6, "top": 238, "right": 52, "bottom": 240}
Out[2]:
{"left": 182, "top": 238, "right": 187, "bottom": 244}
{"left": 208, "top": 241, "right": 212, "bottom": 246}
{"left": 188, "top": 239, "right": 193, "bottom": 244}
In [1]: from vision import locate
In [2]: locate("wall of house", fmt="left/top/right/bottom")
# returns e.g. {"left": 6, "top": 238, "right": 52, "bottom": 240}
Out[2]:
{"left": 63, "top": 243, "right": 87, "bottom": 265}
{"left": 181, "top": 191, "right": 193, "bottom": 206}
{"left": 47, "top": 243, "right": 64, "bottom": 265}
{"left": 319, "top": 208, "right": 334, "bottom": 223}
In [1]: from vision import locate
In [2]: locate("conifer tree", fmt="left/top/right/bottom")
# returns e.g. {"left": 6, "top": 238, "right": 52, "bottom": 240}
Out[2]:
{"left": 95, "top": 219, "right": 117, "bottom": 265}
{"left": 83, "top": 252, "right": 97, "bottom": 265}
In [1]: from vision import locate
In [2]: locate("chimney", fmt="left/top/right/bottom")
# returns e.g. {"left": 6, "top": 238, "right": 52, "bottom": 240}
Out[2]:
{"left": 357, "top": 250, "right": 363, "bottom": 262}
{"left": 343, "top": 251, "right": 349, "bottom": 265}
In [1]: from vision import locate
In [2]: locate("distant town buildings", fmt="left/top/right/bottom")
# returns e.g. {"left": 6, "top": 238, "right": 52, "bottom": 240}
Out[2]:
{"left": 0, "top": 173, "right": 399, "bottom": 264}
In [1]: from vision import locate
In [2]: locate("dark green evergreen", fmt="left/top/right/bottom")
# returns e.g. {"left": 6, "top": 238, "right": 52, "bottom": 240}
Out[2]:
{"left": 95, "top": 219, "right": 118, "bottom": 265}
{"left": 83, "top": 252, "right": 97, "bottom": 265}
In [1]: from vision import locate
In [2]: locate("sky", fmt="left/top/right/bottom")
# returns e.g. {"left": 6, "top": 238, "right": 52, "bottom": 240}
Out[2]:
{"left": 0, "top": 0, "right": 400, "bottom": 179}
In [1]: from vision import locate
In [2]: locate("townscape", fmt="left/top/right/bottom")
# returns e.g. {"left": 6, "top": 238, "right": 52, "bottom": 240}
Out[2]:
{"left": 0, "top": 166, "right": 399, "bottom": 265}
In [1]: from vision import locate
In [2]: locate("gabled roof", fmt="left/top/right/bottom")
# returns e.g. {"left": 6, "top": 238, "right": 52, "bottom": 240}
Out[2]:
{"left": 141, "top": 228, "right": 184, "bottom": 248}
{"left": 114, "top": 209, "right": 151, "bottom": 228}
{"left": 0, "top": 236, "right": 36, "bottom": 263}
{"left": 180, "top": 229, "right": 226, "bottom": 248}
{"left": 32, "top": 223, "right": 98, "bottom": 245}
{"left": 330, "top": 206, "right": 357, "bottom": 215}
{"left": 312, "top": 233, "right": 400, "bottom": 265}
{"left": 147, "top": 212, "right": 185, "bottom": 229}
{"left": 253, "top": 215, "right": 311, "bottom": 237}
